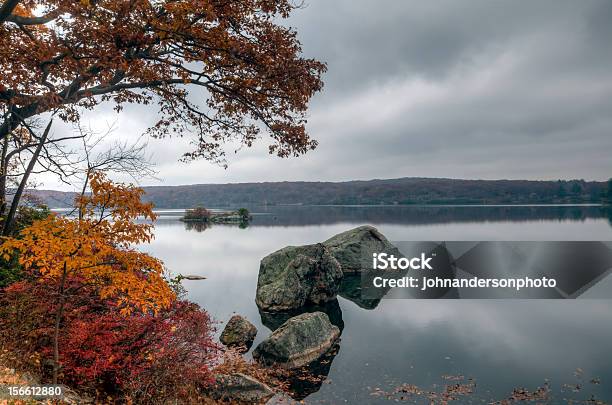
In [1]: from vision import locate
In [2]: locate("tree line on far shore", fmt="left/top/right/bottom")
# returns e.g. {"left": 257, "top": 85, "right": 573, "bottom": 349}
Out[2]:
{"left": 29, "top": 177, "right": 612, "bottom": 208}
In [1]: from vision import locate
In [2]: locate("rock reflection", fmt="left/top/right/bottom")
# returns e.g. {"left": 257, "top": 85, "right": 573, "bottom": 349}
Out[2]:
{"left": 282, "top": 342, "right": 340, "bottom": 400}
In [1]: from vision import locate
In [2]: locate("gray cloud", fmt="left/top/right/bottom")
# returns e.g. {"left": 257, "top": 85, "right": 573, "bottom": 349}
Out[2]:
{"left": 37, "top": 0, "right": 612, "bottom": 189}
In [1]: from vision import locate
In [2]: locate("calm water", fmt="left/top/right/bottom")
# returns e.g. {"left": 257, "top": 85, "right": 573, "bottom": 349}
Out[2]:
{"left": 142, "top": 205, "right": 612, "bottom": 403}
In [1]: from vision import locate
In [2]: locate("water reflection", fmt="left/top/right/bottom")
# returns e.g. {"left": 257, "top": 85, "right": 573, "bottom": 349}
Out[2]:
{"left": 184, "top": 221, "right": 211, "bottom": 232}
{"left": 604, "top": 206, "right": 612, "bottom": 226}
{"left": 160, "top": 204, "right": 612, "bottom": 229}
{"left": 283, "top": 343, "right": 341, "bottom": 400}
{"left": 142, "top": 205, "right": 612, "bottom": 403}
{"left": 183, "top": 219, "right": 250, "bottom": 232}
{"left": 242, "top": 204, "right": 609, "bottom": 227}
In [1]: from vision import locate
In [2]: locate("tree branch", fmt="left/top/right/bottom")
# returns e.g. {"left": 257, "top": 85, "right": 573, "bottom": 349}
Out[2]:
{"left": 5, "top": 12, "right": 56, "bottom": 26}
{"left": 2, "top": 118, "right": 52, "bottom": 235}
{"left": 0, "top": 0, "right": 19, "bottom": 24}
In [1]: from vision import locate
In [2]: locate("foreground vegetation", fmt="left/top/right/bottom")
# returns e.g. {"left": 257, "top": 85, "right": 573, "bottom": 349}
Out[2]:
{"left": 0, "top": 174, "right": 209, "bottom": 402}
{"left": 0, "top": 175, "right": 284, "bottom": 404}
{"left": 0, "top": 0, "right": 327, "bottom": 402}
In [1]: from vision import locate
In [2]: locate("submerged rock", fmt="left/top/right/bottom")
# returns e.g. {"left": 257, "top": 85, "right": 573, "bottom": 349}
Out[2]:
{"left": 255, "top": 243, "right": 343, "bottom": 312}
{"left": 323, "top": 225, "right": 402, "bottom": 274}
{"left": 219, "top": 315, "right": 257, "bottom": 352}
{"left": 209, "top": 373, "right": 274, "bottom": 404}
{"left": 253, "top": 312, "right": 340, "bottom": 369}
{"left": 258, "top": 298, "right": 344, "bottom": 332}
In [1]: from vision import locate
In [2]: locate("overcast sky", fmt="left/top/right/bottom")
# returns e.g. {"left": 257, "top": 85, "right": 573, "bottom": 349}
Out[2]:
{"left": 41, "top": 0, "right": 612, "bottom": 190}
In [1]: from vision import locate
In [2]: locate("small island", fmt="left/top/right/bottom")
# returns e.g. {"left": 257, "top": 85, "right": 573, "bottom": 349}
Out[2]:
{"left": 181, "top": 206, "right": 252, "bottom": 226}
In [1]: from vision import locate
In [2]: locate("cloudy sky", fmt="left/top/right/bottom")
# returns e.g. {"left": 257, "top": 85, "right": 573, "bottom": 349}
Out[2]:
{"left": 42, "top": 0, "right": 612, "bottom": 190}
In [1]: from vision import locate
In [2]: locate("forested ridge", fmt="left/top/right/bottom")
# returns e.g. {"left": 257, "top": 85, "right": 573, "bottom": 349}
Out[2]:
{"left": 31, "top": 177, "right": 611, "bottom": 208}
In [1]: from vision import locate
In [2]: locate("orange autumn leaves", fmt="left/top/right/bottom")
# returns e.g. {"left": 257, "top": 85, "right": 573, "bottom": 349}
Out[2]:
{"left": 0, "top": 172, "right": 174, "bottom": 315}
{"left": 0, "top": 0, "right": 326, "bottom": 162}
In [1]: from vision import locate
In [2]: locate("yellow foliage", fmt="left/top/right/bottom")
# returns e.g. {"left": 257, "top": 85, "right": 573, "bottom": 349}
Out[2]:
{"left": 0, "top": 172, "right": 175, "bottom": 314}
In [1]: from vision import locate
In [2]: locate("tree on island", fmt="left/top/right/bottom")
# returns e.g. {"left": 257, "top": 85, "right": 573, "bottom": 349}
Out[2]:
{"left": 184, "top": 206, "right": 212, "bottom": 221}
{"left": 237, "top": 207, "right": 250, "bottom": 220}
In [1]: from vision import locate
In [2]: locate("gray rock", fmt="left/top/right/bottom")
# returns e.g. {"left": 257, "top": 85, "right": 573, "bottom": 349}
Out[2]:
{"left": 180, "top": 274, "right": 207, "bottom": 280}
{"left": 209, "top": 373, "right": 274, "bottom": 404}
{"left": 220, "top": 315, "right": 257, "bottom": 351}
{"left": 253, "top": 312, "right": 340, "bottom": 369}
{"left": 338, "top": 274, "right": 382, "bottom": 310}
{"left": 255, "top": 244, "right": 343, "bottom": 312}
{"left": 324, "top": 225, "right": 403, "bottom": 274}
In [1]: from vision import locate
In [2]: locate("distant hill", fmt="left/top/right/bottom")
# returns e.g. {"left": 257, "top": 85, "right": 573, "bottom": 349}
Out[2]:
{"left": 28, "top": 177, "right": 609, "bottom": 208}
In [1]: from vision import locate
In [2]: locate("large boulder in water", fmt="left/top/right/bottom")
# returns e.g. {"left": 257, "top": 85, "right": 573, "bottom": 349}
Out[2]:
{"left": 255, "top": 243, "right": 343, "bottom": 312}
{"left": 219, "top": 315, "right": 257, "bottom": 352}
{"left": 253, "top": 312, "right": 340, "bottom": 369}
{"left": 323, "top": 225, "right": 402, "bottom": 274}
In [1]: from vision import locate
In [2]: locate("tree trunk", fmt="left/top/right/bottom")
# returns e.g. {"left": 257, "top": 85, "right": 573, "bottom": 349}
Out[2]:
{"left": 52, "top": 261, "right": 68, "bottom": 385}
{"left": 78, "top": 169, "right": 91, "bottom": 221}
{"left": 2, "top": 119, "right": 52, "bottom": 236}
{"left": 0, "top": 133, "right": 8, "bottom": 220}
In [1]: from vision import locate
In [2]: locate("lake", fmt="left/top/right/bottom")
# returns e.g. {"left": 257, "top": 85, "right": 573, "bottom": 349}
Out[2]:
{"left": 141, "top": 205, "right": 612, "bottom": 403}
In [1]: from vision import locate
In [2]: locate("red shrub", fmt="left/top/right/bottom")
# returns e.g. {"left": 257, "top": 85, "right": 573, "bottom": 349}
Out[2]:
{"left": 59, "top": 301, "right": 219, "bottom": 398}
{"left": 0, "top": 279, "right": 220, "bottom": 403}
